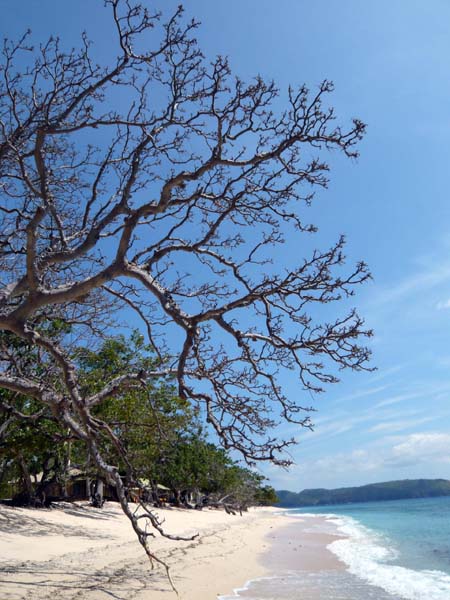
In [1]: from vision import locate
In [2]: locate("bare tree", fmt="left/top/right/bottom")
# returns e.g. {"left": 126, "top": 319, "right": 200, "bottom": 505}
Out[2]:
{"left": 0, "top": 0, "right": 371, "bottom": 581}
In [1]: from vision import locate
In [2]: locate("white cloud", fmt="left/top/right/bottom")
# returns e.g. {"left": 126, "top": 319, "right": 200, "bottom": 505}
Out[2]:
{"left": 373, "top": 390, "right": 423, "bottom": 409}
{"left": 436, "top": 299, "right": 450, "bottom": 310}
{"left": 314, "top": 449, "right": 378, "bottom": 474}
{"left": 363, "top": 248, "right": 450, "bottom": 334}
{"left": 365, "top": 364, "right": 405, "bottom": 384}
{"left": 311, "top": 431, "right": 450, "bottom": 473}
{"left": 368, "top": 416, "right": 435, "bottom": 434}
{"left": 387, "top": 432, "right": 450, "bottom": 467}
{"left": 373, "top": 382, "right": 450, "bottom": 409}
{"left": 370, "top": 260, "right": 450, "bottom": 309}
{"left": 277, "top": 432, "right": 450, "bottom": 488}
{"left": 301, "top": 400, "right": 441, "bottom": 446}
{"left": 437, "top": 356, "right": 450, "bottom": 369}
{"left": 332, "top": 384, "right": 392, "bottom": 406}
{"left": 303, "top": 410, "right": 382, "bottom": 442}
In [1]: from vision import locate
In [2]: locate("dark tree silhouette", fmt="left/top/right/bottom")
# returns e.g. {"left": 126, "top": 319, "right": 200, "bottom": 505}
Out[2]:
{"left": 0, "top": 0, "right": 371, "bottom": 582}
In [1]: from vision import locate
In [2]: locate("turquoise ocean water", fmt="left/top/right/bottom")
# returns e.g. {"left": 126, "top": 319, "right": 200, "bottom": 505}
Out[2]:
{"left": 220, "top": 496, "right": 450, "bottom": 599}
{"left": 300, "top": 496, "right": 450, "bottom": 575}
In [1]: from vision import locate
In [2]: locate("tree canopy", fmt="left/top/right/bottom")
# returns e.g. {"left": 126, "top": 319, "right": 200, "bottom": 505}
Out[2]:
{"left": 0, "top": 0, "right": 371, "bottom": 578}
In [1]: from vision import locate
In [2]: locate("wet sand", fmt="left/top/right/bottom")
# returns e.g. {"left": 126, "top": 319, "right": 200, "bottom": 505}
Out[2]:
{"left": 222, "top": 514, "right": 402, "bottom": 600}
{"left": 263, "top": 515, "right": 346, "bottom": 572}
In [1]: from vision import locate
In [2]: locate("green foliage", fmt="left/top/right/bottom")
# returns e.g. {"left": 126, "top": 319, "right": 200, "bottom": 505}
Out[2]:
{"left": 0, "top": 332, "right": 275, "bottom": 507}
{"left": 255, "top": 485, "right": 279, "bottom": 505}
{"left": 0, "top": 329, "right": 72, "bottom": 501}
{"left": 75, "top": 334, "right": 194, "bottom": 477}
{"left": 0, "top": 392, "right": 75, "bottom": 501}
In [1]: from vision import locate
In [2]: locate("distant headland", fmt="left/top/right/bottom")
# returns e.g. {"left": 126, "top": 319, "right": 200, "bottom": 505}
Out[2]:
{"left": 276, "top": 479, "right": 450, "bottom": 507}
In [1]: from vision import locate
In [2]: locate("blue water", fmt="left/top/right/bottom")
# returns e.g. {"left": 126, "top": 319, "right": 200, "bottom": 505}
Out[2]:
{"left": 294, "top": 496, "right": 450, "bottom": 575}
{"left": 220, "top": 496, "right": 450, "bottom": 599}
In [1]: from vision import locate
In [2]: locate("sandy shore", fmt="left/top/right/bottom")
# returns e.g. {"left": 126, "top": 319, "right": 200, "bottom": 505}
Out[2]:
{"left": 0, "top": 502, "right": 344, "bottom": 600}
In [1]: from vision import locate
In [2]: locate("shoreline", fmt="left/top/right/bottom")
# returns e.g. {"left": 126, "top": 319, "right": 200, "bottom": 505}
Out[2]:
{"left": 219, "top": 514, "right": 347, "bottom": 600}
{"left": 219, "top": 512, "right": 404, "bottom": 600}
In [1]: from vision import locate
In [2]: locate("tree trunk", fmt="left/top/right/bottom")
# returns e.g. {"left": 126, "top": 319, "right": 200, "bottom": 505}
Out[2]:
{"left": 173, "top": 488, "right": 182, "bottom": 507}
{"left": 17, "top": 454, "right": 34, "bottom": 505}
{"left": 91, "top": 478, "right": 104, "bottom": 507}
{"left": 150, "top": 480, "right": 162, "bottom": 507}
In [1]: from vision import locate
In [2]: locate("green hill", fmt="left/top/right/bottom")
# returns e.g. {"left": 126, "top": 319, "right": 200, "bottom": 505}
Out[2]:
{"left": 276, "top": 479, "right": 450, "bottom": 507}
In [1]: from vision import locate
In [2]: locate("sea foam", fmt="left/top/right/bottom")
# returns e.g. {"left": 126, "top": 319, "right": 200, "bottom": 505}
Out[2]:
{"left": 327, "top": 514, "right": 450, "bottom": 600}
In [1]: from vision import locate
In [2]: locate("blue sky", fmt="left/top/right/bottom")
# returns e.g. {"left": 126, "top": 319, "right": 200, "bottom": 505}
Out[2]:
{"left": 4, "top": 1, "right": 450, "bottom": 490}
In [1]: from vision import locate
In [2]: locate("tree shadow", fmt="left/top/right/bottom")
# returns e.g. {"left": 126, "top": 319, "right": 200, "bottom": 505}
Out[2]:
{"left": 0, "top": 577, "right": 127, "bottom": 599}
{"left": 0, "top": 507, "right": 110, "bottom": 539}
{"left": 53, "top": 501, "right": 121, "bottom": 521}
{"left": 0, "top": 564, "right": 166, "bottom": 599}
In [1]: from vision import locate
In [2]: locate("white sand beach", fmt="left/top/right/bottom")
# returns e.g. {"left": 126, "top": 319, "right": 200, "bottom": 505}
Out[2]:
{"left": 0, "top": 502, "right": 344, "bottom": 600}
